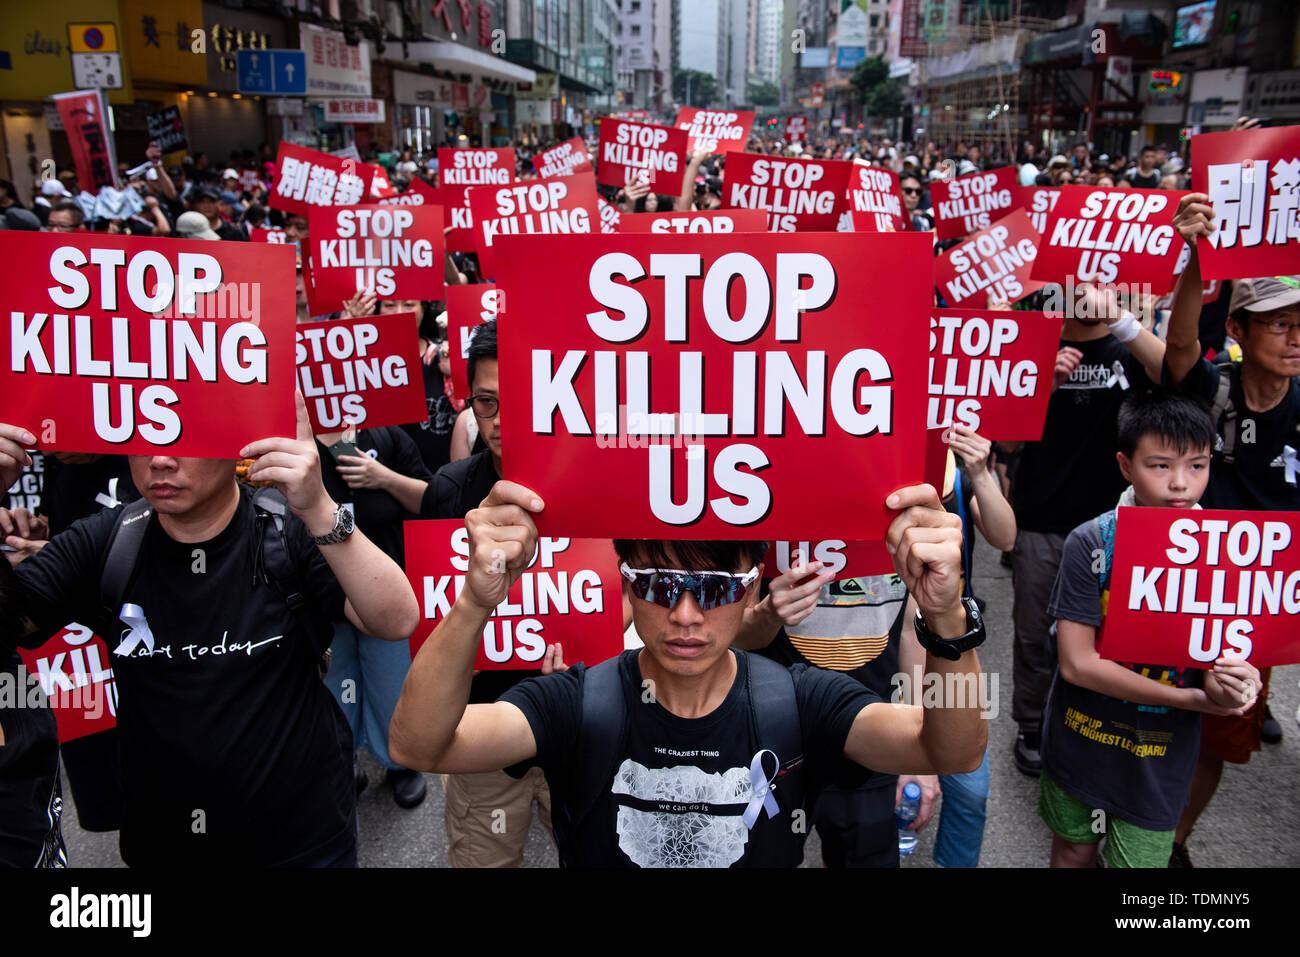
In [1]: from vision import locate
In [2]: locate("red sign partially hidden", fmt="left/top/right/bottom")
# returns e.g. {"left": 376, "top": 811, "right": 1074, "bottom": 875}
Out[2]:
{"left": 930, "top": 166, "right": 1021, "bottom": 240}
{"left": 1100, "top": 508, "right": 1300, "bottom": 669}
{"left": 295, "top": 313, "right": 427, "bottom": 432}
{"left": 764, "top": 540, "right": 895, "bottom": 581}
{"left": 249, "top": 226, "right": 289, "bottom": 244}
{"left": 845, "top": 164, "right": 907, "bottom": 232}
{"left": 405, "top": 520, "right": 626, "bottom": 670}
{"left": 618, "top": 209, "right": 768, "bottom": 234}
{"left": 784, "top": 116, "right": 808, "bottom": 143}
{"left": 533, "top": 138, "right": 594, "bottom": 178}
{"left": 674, "top": 108, "right": 755, "bottom": 154}
{"left": 469, "top": 176, "right": 598, "bottom": 278}
{"left": 1, "top": 231, "right": 296, "bottom": 457}
{"left": 1018, "top": 185, "right": 1062, "bottom": 236}
{"left": 54, "top": 90, "right": 118, "bottom": 193}
{"left": 493, "top": 231, "right": 933, "bottom": 539}
{"left": 928, "top": 309, "right": 1059, "bottom": 440}
{"left": 445, "top": 284, "right": 500, "bottom": 400}
{"left": 369, "top": 163, "right": 396, "bottom": 199}
{"left": 596, "top": 119, "right": 689, "bottom": 193}
{"left": 1032, "top": 186, "right": 1187, "bottom": 288}
{"left": 723, "top": 153, "right": 853, "bottom": 232}
{"left": 597, "top": 196, "right": 621, "bottom": 233}
{"left": 1191, "top": 125, "right": 1300, "bottom": 281}
{"left": 271, "top": 142, "right": 375, "bottom": 217}
{"left": 933, "top": 209, "right": 1046, "bottom": 307}
{"left": 438, "top": 148, "right": 516, "bottom": 253}
{"left": 17, "top": 624, "right": 117, "bottom": 742}
{"left": 307, "top": 203, "right": 445, "bottom": 302}
{"left": 378, "top": 176, "right": 440, "bottom": 207}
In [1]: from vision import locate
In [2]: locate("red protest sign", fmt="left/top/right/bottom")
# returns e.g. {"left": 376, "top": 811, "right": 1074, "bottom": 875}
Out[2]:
{"left": 445, "top": 284, "right": 500, "bottom": 400}
{"left": 597, "top": 196, "right": 622, "bottom": 233}
{"left": 249, "top": 226, "right": 289, "bottom": 244}
{"left": 405, "top": 521, "right": 625, "bottom": 670}
{"left": 784, "top": 116, "right": 808, "bottom": 143}
{"left": 845, "top": 164, "right": 907, "bottom": 232}
{"left": 295, "top": 313, "right": 426, "bottom": 432}
{"left": 493, "top": 231, "right": 933, "bottom": 539}
{"left": 927, "top": 309, "right": 1059, "bottom": 440}
{"left": 723, "top": 153, "right": 853, "bottom": 232}
{"left": 378, "top": 176, "right": 440, "bottom": 207}
{"left": 1032, "top": 187, "right": 1187, "bottom": 288}
{"left": 764, "top": 540, "right": 894, "bottom": 580}
{"left": 368, "top": 163, "right": 396, "bottom": 199}
{"left": 533, "top": 138, "right": 594, "bottom": 178}
{"left": 1018, "top": 185, "right": 1062, "bottom": 236}
{"left": 307, "top": 203, "right": 445, "bottom": 302}
{"left": 618, "top": 209, "right": 768, "bottom": 234}
{"left": 438, "top": 148, "right": 516, "bottom": 252}
{"left": 596, "top": 119, "right": 689, "bottom": 193}
{"left": 271, "top": 142, "right": 375, "bottom": 218}
{"left": 930, "top": 166, "right": 1021, "bottom": 240}
{"left": 674, "top": 108, "right": 755, "bottom": 154}
{"left": 469, "top": 176, "right": 598, "bottom": 278}
{"left": 1192, "top": 125, "right": 1300, "bottom": 280}
{"left": 1099, "top": 508, "right": 1300, "bottom": 669}
{"left": 53, "top": 90, "right": 118, "bottom": 193}
{"left": 17, "top": 624, "right": 117, "bottom": 743}
{"left": 933, "top": 209, "right": 1046, "bottom": 307}
{"left": 1, "top": 231, "right": 295, "bottom": 457}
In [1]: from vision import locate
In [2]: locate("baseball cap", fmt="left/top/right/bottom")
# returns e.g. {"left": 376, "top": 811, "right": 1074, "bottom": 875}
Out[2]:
{"left": 222, "top": 168, "right": 239, "bottom": 180}
{"left": 1229, "top": 276, "right": 1300, "bottom": 314}
{"left": 3, "top": 208, "right": 41, "bottom": 231}
{"left": 957, "top": 159, "right": 978, "bottom": 176}
{"left": 196, "top": 184, "right": 222, "bottom": 201}
{"left": 41, "top": 179, "right": 72, "bottom": 198}
{"left": 175, "top": 211, "right": 221, "bottom": 241}
{"left": 1048, "top": 154, "right": 1070, "bottom": 168}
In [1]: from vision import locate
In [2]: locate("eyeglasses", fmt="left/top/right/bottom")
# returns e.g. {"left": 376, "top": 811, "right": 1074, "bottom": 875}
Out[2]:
{"left": 619, "top": 562, "right": 760, "bottom": 611}
{"left": 901, "top": 187, "right": 922, "bottom": 195}
{"left": 468, "top": 393, "right": 499, "bottom": 418}
{"left": 1249, "top": 316, "right": 1300, "bottom": 336}
{"left": 46, "top": 222, "right": 78, "bottom": 232}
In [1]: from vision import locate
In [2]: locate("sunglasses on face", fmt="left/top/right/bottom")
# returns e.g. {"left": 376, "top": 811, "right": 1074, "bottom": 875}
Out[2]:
{"left": 901, "top": 187, "right": 922, "bottom": 195}
{"left": 619, "top": 563, "right": 760, "bottom": 611}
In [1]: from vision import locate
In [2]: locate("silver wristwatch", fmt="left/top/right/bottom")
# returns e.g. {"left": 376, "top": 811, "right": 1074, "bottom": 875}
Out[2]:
{"left": 311, "top": 505, "right": 355, "bottom": 546}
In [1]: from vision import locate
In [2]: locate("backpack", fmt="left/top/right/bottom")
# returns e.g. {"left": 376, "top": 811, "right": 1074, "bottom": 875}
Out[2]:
{"left": 1208, "top": 360, "right": 1300, "bottom": 466}
{"left": 550, "top": 651, "right": 805, "bottom": 867}
{"left": 98, "top": 487, "right": 335, "bottom": 673}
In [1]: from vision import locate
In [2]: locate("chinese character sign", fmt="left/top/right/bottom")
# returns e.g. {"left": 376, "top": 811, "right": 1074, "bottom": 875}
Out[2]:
{"left": 271, "top": 142, "right": 376, "bottom": 217}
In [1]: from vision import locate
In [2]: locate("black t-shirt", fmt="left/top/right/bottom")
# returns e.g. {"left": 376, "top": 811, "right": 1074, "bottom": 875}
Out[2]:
{"left": 316, "top": 426, "right": 432, "bottom": 565}
{"left": 1168, "top": 357, "right": 1300, "bottom": 511}
{"left": 1043, "top": 515, "right": 1202, "bottom": 830}
{"left": 39, "top": 455, "right": 139, "bottom": 535}
{"left": 12, "top": 485, "right": 354, "bottom": 866}
{"left": 419, "top": 449, "right": 522, "bottom": 704}
{"left": 400, "top": 360, "right": 459, "bottom": 475}
{"left": 501, "top": 648, "right": 878, "bottom": 867}
{"left": 1127, "top": 169, "right": 1160, "bottom": 189}
{"left": 1013, "top": 335, "right": 1147, "bottom": 534}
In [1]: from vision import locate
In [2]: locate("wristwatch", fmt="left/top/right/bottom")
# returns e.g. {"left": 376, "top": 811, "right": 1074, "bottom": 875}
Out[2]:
{"left": 311, "top": 505, "right": 355, "bottom": 546}
{"left": 913, "top": 596, "right": 986, "bottom": 661}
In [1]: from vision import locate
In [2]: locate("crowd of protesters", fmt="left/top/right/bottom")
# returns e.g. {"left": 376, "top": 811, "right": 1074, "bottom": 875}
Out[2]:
{"left": 0, "top": 114, "right": 1294, "bottom": 871}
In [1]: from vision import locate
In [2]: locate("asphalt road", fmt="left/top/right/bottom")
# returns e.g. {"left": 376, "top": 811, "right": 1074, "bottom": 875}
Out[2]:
{"left": 60, "top": 535, "right": 1300, "bottom": 868}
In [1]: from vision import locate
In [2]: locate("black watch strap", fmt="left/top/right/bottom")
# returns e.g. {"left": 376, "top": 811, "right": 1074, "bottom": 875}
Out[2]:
{"left": 913, "top": 596, "right": 986, "bottom": 661}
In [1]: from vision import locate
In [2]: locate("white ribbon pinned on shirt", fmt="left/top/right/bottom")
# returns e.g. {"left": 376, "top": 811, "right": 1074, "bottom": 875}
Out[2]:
{"left": 1107, "top": 360, "right": 1130, "bottom": 391}
{"left": 742, "top": 749, "right": 781, "bottom": 830}
{"left": 113, "top": 603, "right": 155, "bottom": 656}
{"left": 1274, "top": 445, "right": 1299, "bottom": 487}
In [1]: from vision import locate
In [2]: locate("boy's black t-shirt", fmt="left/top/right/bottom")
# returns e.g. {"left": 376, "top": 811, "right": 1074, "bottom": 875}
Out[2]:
{"left": 501, "top": 648, "right": 878, "bottom": 867}
{"left": 1043, "top": 516, "right": 1202, "bottom": 831}
{"left": 12, "top": 485, "right": 354, "bottom": 866}
{"left": 317, "top": 426, "right": 433, "bottom": 565}
{"left": 1013, "top": 335, "right": 1147, "bottom": 534}
{"left": 1168, "top": 357, "right": 1300, "bottom": 511}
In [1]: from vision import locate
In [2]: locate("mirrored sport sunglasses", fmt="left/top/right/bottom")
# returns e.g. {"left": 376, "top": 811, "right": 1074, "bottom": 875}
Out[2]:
{"left": 619, "top": 563, "right": 760, "bottom": 610}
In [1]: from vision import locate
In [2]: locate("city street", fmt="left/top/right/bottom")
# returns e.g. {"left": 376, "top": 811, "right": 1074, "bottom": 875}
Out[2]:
{"left": 61, "top": 535, "right": 1300, "bottom": 869}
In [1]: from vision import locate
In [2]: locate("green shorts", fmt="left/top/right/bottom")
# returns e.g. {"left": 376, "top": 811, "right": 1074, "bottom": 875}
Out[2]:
{"left": 1037, "top": 773, "right": 1176, "bottom": 868}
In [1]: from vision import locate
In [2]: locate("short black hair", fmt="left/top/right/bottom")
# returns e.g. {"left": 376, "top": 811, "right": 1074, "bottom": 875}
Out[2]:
{"left": 1141, "top": 144, "right": 1156, "bottom": 154}
{"left": 51, "top": 201, "right": 84, "bottom": 225}
{"left": 613, "top": 540, "right": 768, "bottom": 574}
{"left": 1117, "top": 389, "right": 1215, "bottom": 458}
{"left": 467, "top": 318, "right": 497, "bottom": 393}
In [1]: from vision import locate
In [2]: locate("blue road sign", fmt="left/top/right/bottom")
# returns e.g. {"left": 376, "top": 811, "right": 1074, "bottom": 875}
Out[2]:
{"left": 236, "top": 49, "right": 307, "bottom": 95}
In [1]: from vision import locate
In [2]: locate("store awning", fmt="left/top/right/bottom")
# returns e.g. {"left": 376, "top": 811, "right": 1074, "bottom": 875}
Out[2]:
{"left": 386, "top": 42, "right": 537, "bottom": 84}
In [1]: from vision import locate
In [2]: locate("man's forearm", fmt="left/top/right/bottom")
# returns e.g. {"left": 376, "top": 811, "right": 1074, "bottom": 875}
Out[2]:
{"left": 390, "top": 595, "right": 493, "bottom": 770}
{"left": 917, "top": 647, "right": 988, "bottom": 774}
{"left": 1164, "top": 248, "right": 1204, "bottom": 385}
{"left": 1124, "top": 326, "right": 1167, "bottom": 383}
{"left": 381, "top": 472, "right": 428, "bottom": 514}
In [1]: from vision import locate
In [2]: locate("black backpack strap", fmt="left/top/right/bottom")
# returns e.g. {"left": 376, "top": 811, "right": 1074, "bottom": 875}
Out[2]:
{"left": 555, "top": 655, "right": 628, "bottom": 866}
{"left": 1211, "top": 367, "right": 1236, "bottom": 463}
{"left": 251, "top": 487, "right": 334, "bottom": 658}
{"left": 744, "top": 652, "right": 804, "bottom": 823}
{"left": 99, "top": 499, "right": 154, "bottom": 621}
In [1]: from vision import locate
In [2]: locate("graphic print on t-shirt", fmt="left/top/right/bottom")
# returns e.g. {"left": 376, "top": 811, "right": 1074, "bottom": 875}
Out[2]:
{"left": 612, "top": 756, "right": 753, "bottom": 867}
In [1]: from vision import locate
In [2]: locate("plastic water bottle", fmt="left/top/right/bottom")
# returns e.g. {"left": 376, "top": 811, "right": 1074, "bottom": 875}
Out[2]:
{"left": 896, "top": 781, "right": 921, "bottom": 856}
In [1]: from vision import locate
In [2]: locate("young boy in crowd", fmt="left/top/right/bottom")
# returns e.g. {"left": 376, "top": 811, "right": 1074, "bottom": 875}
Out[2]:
{"left": 1038, "top": 390, "right": 1261, "bottom": 868}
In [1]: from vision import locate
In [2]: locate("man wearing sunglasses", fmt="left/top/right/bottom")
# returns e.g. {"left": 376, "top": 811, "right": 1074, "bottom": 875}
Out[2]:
{"left": 391, "top": 481, "right": 988, "bottom": 867}
{"left": 1161, "top": 192, "right": 1300, "bottom": 866}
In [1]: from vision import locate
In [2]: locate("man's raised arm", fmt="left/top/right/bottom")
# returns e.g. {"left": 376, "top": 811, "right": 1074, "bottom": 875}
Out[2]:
{"left": 1165, "top": 193, "right": 1218, "bottom": 386}
{"left": 389, "top": 480, "right": 544, "bottom": 774}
